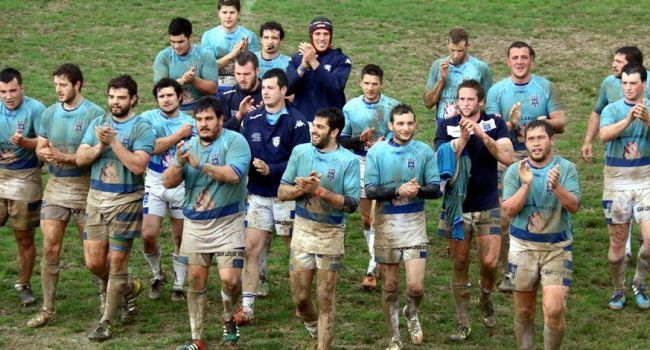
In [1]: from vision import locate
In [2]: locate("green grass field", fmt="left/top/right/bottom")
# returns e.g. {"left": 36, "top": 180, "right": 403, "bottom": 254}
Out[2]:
{"left": 2, "top": 0, "right": 650, "bottom": 349}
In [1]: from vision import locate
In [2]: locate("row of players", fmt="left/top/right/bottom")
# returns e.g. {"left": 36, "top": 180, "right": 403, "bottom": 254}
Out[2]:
{"left": 2, "top": 4, "right": 650, "bottom": 350}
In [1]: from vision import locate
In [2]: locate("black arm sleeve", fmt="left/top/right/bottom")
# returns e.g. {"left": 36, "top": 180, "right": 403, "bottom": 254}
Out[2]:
{"left": 339, "top": 135, "right": 365, "bottom": 151}
{"left": 223, "top": 116, "right": 242, "bottom": 132}
{"left": 365, "top": 185, "right": 398, "bottom": 201}
{"left": 417, "top": 184, "right": 442, "bottom": 199}
{"left": 342, "top": 195, "right": 360, "bottom": 213}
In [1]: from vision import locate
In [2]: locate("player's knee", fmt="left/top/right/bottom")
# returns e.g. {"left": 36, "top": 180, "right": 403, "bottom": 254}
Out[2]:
{"left": 406, "top": 282, "right": 424, "bottom": 297}
{"left": 452, "top": 257, "right": 470, "bottom": 272}
{"left": 480, "top": 255, "right": 499, "bottom": 271}
{"left": 515, "top": 303, "right": 536, "bottom": 321}
{"left": 43, "top": 244, "right": 61, "bottom": 262}
{"left": 381, "top": 287, "right": 399, "bottom": 303}
{"left": 608, "top": 252, "right": 626, "bottom": 264}
{"left": 85, "top": 259, "right": 106, "bottom": 275}
{"left": 542, "top": 302, "right": 565, "bottom": 328}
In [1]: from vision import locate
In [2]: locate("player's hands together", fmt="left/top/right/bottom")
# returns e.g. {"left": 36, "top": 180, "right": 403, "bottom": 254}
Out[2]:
{"left": 633, "top": 102, "right": 650, "bottom": 126}
{"left": 298, "top": 43, "right": 318, "bottom": 68}
{"left": 39, "top": 142, "right": 65, "bottom": 165}
{"left": 518, "top": 160, "right": 533, "bottom": 185}
{"left": 180, "top": 66, "right": 197, "bottom": 85}
{"left": 176, "top": 124, "right": 194, "bottom": 140}
{"left": 252, "top": 158, "right": 270, "bottom": 176}
{"left": 96, "top": 125, "right": 116, "bottom": 145}
{"left": 508, "top": 102, "right": 521, "bottom": 127}
{"left": 547, "top": 164, "right": 561, "bottom": 190}
{"left": 398, "top": 178, "right": 420, "bottom": 198}
{"left": 295, "top": 170, "right": 322, "bottom": 194}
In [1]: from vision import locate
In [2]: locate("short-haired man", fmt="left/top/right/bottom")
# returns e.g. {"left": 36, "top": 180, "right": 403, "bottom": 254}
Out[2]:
{"left": 201, "top": 0, "right": 260, "bottom": 91}
{"left": 0, "top": 67, "right": 45, "bottom": 306}
{"left": 27, "top": 63, "right": 103, "bottom": 327}
{"left": 154, "top": 17, "right": 219, "bottom": 112}
{"left": 485, "top": 41, "right": 565, "bottom": 292}
{"left": 599, "top": 64, "right": 650, "bottom": 311}
{"left": 502, "top": 120, "right": 580, "bottom": 350}
{"left": 582, "top": 46, "right": 649, "bottom": 162}
{"left": 233, "top": 69, "right": 310, "bottom": 325}
{"left": 340, "top": 64, "right": 400, "bottom": 289}
{"left": 140, "top": 78, "right": 195, "bottom": 301}
{"left": 365, "top": 104, "right": 442, "bottom": 349}
{"left": 424, "top": 28, "right": 492, "bottom": 123}
{"left": 163, "top": 96, "right": 251, "bottom": 350}
{"left": 278, "top": 107, "right": 360, "bottom": 350}
{"left": 77, "top": 75, "right": 155, "bottom": 341}
{"left": 216, "top": 51, "right": 263, "bottom": 130}
{"left": 255, "top": 21, "right": 290, "bottom": 76}
{"left": 287, "top": 17, "right": 352, "bottom": 121}
{"left": 434, "top": 79, "right": 514, "bottom": 341}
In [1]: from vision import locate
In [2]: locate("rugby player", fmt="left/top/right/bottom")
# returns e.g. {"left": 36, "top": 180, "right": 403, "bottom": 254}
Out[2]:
{"left": 201, "top": 0, "right": 260, "bottom": 91}
{"left": 28, "top": 63, "right": 103, "bottom": 327}
{"left": 278, "top": 107, "right": 360, "bottom": 350}
{"left": 502, "top": 120, "right": 580, "bottom": 350}
{"left": 434, "top": 79, "right": 514, "bottom": 341}
{"left": 77, "top": 75, "right": 154, "bottom": 341}
{"left": 140, "top": 78, "right": 195, "bottom": 301}
{"left": 0, "top": 67, "right": 45, "bottom": 306}
{"left": 234, "top": 68, "right": 309, "bottom": 325}
{"left": 340, "top": 64, "right": 400, "bottom": 290}
{"left": 255, "top": 21, "right": 290, "bottom": 76}
{"left": 424, "top": 28, "right": 492, "bottom": 123}
{"left": 153, "top": 17, "right": 218, "bottom": 113}
{"left": 365, "top": 104, "right": 442, "bottom": 349}
{"left": 287, "top": 17, "right": 352, "bottom": 121}
{"left": 163, "top": 96, "right": 251, "bottom": 349}
{"left": 599, "top": 64, "right": 650, "bottom": 311}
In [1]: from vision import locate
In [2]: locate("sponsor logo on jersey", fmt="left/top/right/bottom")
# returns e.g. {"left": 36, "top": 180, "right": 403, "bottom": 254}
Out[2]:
{"left": 295, "top": 120, "right": 305, "bottom": 129}
{"left": 272, "top": 136, "right": 280, "bottom": 147}
{"left": 327, "top": 168, "right": 336, "bottom": 181}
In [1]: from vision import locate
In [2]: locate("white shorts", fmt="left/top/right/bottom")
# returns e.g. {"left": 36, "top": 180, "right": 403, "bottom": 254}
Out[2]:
{"left": 603, "top": 187, "right": 650, "bottom": 224}
{"left": 144, "top": 184, "right": 185, "bottom": 220}
{"left": 245, "top": 194, "right": 294, "bottom": 236}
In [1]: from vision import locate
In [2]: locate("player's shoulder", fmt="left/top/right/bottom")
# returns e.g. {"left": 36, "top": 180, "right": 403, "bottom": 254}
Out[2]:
{"left": 602, "top": 98, "right": 625, "bottom": 114}
{"left": 380, "top": 94, "right": 400, "bottom": 107}
{"left": 367, "top": 140, "right": 388, "bottom": 156}
{"left": 530, "top": 74, "right": 553, "bottom": 88}
{"left": 343, "top": 95, "right": 364, "bottom": 110}
{"left": 336, "top": 145, "right": 358, "bottom": 162}
{"left": 237, "top": 25, "right": 257, "bottom": 37}
{"left": 468, "top": 55, "right": 490, "bottom": 68}
{"left": 292, "top": 142, "right": 312, "bottom": 156}
{"left": 81, "top": 98, "right": 104, "bottom": 112}
{"left": 553, "top": 155, "right": 577, "bottom": 170}
{"left": 201, "top": 26, "right": 222, "bottom": 39}
{"left": 411, "top": 139, "right": 435, "bottom": 154}
{"left": 490, "top": 77, "right": 510, "bottom": 92}
{"left": 23, "top": 95, "right": 46, "bottom": 111}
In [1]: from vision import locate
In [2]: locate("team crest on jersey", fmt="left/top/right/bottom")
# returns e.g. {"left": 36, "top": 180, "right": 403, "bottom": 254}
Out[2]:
{"left": 272, "top": 136, "right": 280, "bottom": 147}
{"left": 530, "top": 95, "right": 539, "bottom": 107}
{"left": 327, "top": 168, "right": 336, "bottom": 181}
{"left": 121, "top": 137, "right": 130, "bottom": 147}
{"left": 211, "top": 153, "right": 220, "bottom": 165}
{"left": 407, "top": 158, "right": 415, "bottom": 170}
{"left": 17, "top": 121, "right": 25, "bottom": 133}
{"left": 74, "top": 121, "right": 83, "bottom": 133}
{"left": 324, "top": 64, "right": 332, "bottom": 72}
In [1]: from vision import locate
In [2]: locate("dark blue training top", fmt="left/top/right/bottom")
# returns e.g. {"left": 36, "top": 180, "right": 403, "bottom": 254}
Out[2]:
{"left": 434, "top": 112, "right": 509, "bottom": 212}
{"left": 287, "top": 48, "right": 352, "bottom": 121}
{"left": 216, "top": 80, "right": 263, "bottom": 131}
{"left": 240, "top": 104, "right": 311, "bottom": 197}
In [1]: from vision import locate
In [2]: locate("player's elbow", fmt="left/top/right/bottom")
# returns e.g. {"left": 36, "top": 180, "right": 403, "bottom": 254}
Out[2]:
{"left": 342, "top": 196, "right": 359, "bottom": 213}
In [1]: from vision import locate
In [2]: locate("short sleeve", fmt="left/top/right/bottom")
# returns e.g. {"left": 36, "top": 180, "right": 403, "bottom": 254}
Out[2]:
{"left": 364, "top": 147, "right": 379, "bottom": 187}
{"left": 343, "top": 156, "right": 361, "bottom": 199}
{"left": 423, "top": 145, "right": 440, "bottom": 185}
{"left": 425, "top": 61, "right": 440, "bottom": 90}
{"left": 200, "top": 49, "right": 219, "bottom": 82}
{"left": 281, "top": 147, "right": 299, "bottom": 185}
{"left": 132, "top": 120, "right": 155, "bottom": 154}
{"left": 81, "top": 118, "right": 99, "bottom": 146}
{"left": 225, "top": 133, "right": 252, "bottom": 179}
{"left": 502, "top": 161, "right": 521, "bottom": 201}
{"left": 153, "top": 49, "right": 169, "bottom": 83}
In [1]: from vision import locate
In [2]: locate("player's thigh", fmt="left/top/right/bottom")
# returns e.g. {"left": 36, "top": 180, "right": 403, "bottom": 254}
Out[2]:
{"left": 272, "top": 198, "right": 294, "bottom": 237}
{"left": 245, "top": 194, "right": 275, "bottom": 233}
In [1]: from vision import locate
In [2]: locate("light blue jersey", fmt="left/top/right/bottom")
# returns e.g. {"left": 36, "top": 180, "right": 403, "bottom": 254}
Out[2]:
{"left": 485, "top": 75, "right": 561, "bottom": 151}
{"left": 282, "top": 144, "right": 360, "bottom": 225}
{"left": 0, "top": 96, "right": 45, "bottom": 170}
{"left": 341, "top": 94, "right": 400, "bottom": 156}
{"left": 366, "top": 139, "right": 440, "bottom": 214}
{"left": 426, "top": 55, "right": 492, "bottom": 121}
{"left": 600, "top": 99, "right": 650, "bottom": 188}
{"left": 82, "top": 115, "right": 155, "bottom": 205}
{"left": 255, "top": 51, "right": 290, "bottom": 76}
{"left": 181, "top": 129, "right": 251, "bottom": 220}
{"left": 40, "top": 99, "right": 103, "bottom": 207}
{"left": 153, "top": 46, "right": 219, "bottom": 111}
{"left": 594, "top": 73, "right": 650, "bottom": 114}
{"left": 365, "top": 139, "right": 440, "bottom": 247}
{"left": 201, "top": 25, "right": 260, "bottom": 86}
{"left": 140, "top": 109, "right": 196, "bottom": 175}
{"left": 503, "top": 156, "right": 580, "bottom": 250}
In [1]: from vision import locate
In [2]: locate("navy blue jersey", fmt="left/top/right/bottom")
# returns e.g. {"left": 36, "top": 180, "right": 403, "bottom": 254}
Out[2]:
{"left": 216, "top": 81, "right": 263, "bottom": 130}
{"left": 240, "top": 104, "right": 310, "bottom": 196}
{"left": 287, "top": 48, "right": 352, "bottom": 121}
{"left": 434, "top": 112, "right": 509, "bottom": 212}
